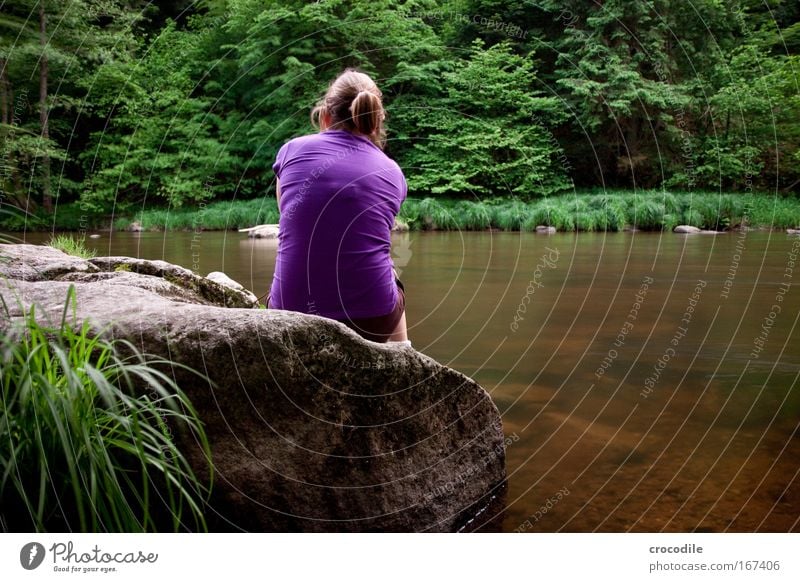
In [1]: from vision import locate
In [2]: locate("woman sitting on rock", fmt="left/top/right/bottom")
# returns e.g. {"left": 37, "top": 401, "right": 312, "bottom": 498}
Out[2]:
{"left": 267, "top": 69, "right": 410, "bottom": 345}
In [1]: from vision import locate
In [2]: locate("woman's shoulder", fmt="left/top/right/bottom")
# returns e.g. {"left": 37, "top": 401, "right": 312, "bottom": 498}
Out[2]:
{"left": 279, "top": 131, "right": 404, "bottom": 175}
{"left": 274, "top": 132, "right": 330, "bottom": 170}
{"left": 280, "top": 130, "right": 367, "bottom": 160}
{"left": 281, "top": 132, "right": 323, "bottom": 151}
{"left": 376, "top": 150, "right": 405, "bottom": 179}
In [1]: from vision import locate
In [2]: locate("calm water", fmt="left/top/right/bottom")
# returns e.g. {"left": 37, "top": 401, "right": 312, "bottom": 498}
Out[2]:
{"left": 17, "top": 229, "right": 800, "bottom": 532}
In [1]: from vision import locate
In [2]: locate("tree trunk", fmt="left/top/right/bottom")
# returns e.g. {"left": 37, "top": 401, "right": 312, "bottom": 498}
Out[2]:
{"left": 39, "top": 2, "right": 52, "bottom": 213}
{"left": 0, "top": 57, "right": 8, "bottom": 125}
{"left": 1, "top": 57, "right": 10, "bottom": 201}
{"left": 0, "top": 56, "right": 25, "bottom": 208}
{"left": 617, "top": 117, "right": 641, "bottom": 187}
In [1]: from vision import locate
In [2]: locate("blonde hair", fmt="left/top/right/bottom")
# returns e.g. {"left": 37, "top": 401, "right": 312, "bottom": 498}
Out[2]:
{"left": 311, "top": 69, "right": 386, "bottom": 149}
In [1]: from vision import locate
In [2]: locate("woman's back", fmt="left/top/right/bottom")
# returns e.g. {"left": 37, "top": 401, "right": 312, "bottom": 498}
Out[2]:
{"left": 270, "top": 128, "right": 407, "bottom": 320}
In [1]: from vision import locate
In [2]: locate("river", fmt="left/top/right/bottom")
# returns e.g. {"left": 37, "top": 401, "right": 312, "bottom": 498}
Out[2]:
{"left": 15, "top": 229, "right": 800, "bottom": 532}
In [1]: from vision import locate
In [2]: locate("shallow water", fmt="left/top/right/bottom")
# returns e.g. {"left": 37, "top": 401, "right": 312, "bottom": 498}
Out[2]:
{"left": 16, "top": 229, "right": 800, "bottom": 532}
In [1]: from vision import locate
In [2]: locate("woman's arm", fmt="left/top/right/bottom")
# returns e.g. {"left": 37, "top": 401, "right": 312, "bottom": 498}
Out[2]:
{"left": 276, "top": 177, "right": 281, "bottom": 206}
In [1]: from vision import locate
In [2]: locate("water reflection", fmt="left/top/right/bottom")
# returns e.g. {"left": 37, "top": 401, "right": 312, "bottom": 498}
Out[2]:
{"left": 15, "top": 229, "right": 800, "bottom": 532}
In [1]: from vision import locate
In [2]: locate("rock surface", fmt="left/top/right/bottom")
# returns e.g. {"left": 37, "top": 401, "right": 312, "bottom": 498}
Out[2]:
{"left": 205, "top": 271, "right": 258, "bottom": 305}
{"left": 92, "top": 255, "right": 258, "bottom": 308}
{"left": 392, "top": 218, "right": 409, "bottom": 232}
{"left": 0, "top": 243, "right": 100, "bottom": 281}
{"left": 674, "top": 225, "right": 702, "bottom": 234}
{"left": 0, "top": 245, "right": 258, "bottom": 308}
{"left": 535, "top": 225, "right": 557, "bottom": 234}
{"left": 0, "top": 243, "right": 506, "bottom": 532}
{"left": 242, "top": 224, "right": 279, "bottom": 239}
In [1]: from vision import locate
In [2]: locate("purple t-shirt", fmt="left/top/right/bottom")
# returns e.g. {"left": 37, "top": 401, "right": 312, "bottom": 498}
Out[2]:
{"left": 270, "top": 129, "right": 407, "bottom": 320}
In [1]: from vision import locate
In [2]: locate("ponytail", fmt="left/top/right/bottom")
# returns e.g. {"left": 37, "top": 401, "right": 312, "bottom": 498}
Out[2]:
{"left": 349, "top": 90, "right": 381, "bottom": 136}
{"left": 312, "top": 69, "right": 387, "bottom": 149}
{"left": 310, "top": 101, "right": 325, "bottom": 129}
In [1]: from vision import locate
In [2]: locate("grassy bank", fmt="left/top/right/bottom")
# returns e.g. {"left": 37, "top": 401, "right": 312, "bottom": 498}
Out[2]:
{"left": 0, "top": 198, "right": 281, "bottom": 233}
{"left": 3, "top": 190, "right": 799, "bottom": 233}
{"left": 397, "top": 191, "right": 800, "bottom": 232}
{"left": 114, "top": 198, "right": 281, "bottom": 232}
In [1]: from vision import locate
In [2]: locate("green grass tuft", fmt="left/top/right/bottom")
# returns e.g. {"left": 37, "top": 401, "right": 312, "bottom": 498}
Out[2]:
{"left": 0, "top": 286, "right": 213, "bottom": 532}
{"left": 417, "top": 197, "right": 457, "bottom": 230}
{"left": 48, "top": 234, "right": 97, "bottom": 259}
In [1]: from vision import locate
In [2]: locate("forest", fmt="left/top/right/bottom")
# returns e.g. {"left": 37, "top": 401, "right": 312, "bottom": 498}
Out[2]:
{"left": 1, "top": 0, "right": 798, "bottom": 231}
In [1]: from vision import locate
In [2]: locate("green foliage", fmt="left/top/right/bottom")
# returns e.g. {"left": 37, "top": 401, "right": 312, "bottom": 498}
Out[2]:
{"left": 400, "top": 40, "right": 570, "bottom": 198}
{"left": 48, "top": 234, "right": 96, "bottom": 259}
{"left": 0, "top": 202, "right": 105, "bottom": 232}
{"left": 0, "top": 286, "right": 212, "bottom": 532}
{"left": 628, "top": 195, "right": 667, "bottom": 230}
{"left": 1, "top": 0, "right": 798, "bottom": 217}
{"left": 417, "top": 197, "right": 457, "bottom": 230}
{"left": 491, "top": 199, "right": 528, "bottom": 231}
{"left": 747, "top": 194, "right": 800, "bottom": 228}
{"left": 0, "top": 0, "right": 143, "bottom": 211}
{"left": 79, "top": 20, "right": 238, "bottom": 210}
{"left": 113, "top": 197, "right": 280, "bottom": 231}
{"left": 397, "top": 198, "right": 422, "bottom": 230}
{"left": 680, "top": 48, "right": 800, "bottom": 192}
{"left": 455, "top": 200, "right": 492, "bottom": 230}
{"left": 0, "top": 205, "right": 42, "bottom": 232}
{"left": 504, "top": 0, "right": 799, "bottom": 192}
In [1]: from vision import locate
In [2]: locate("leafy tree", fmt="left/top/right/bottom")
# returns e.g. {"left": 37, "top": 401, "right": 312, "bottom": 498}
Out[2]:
{"left": 1, "top": 0, "right": 143, "bottom": 215}
{"left": 1, "top": 0, "right": 797, "bottom": 221}
{"left": 397, "top": 40, "right": 570, "bottom": 197}
{"left": 80, "top": 20, "right": 237, "bottom": 210}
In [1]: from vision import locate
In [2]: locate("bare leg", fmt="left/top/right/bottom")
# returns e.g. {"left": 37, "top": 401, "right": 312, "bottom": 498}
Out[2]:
{"left": 388, "top": 310, "right": 408, "bottom": 342}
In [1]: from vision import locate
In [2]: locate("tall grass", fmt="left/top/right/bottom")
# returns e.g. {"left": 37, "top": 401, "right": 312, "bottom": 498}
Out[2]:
{"left": 491, "top": 199, "right": 528, "bottom": 230}
{"left": 416, "top": 197, "right": 458, "bottom": 230}
{"left": 398, "top": 197, "right": 421, "bottom": 229}
{"left": 13, "top": 190, "right": 799, "bottom": 234}
{"left": 0, "top": 286, "right": 212, "bottom": 532}
{"left": 455, "top": 200, "right": 492, "bottom": 230}
{"left": 404, "top": 191, "right": 799, "bottom": 232}
{"left": 113, "top": 198, "right": 280, "bottom": 231}
{"left": 747, "top": 195, "right": 800, "bottom": 228}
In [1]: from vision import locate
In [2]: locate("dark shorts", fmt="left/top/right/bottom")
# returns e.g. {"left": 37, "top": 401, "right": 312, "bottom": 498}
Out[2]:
{"left": 265, "top": 278, "right": 406, "bottom": 344}
{"left": 337, "top": 278, "right": 406, "bottom": 343}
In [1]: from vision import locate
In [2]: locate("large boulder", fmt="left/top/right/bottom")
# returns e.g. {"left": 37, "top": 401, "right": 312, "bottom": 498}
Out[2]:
{"left": 0, "top": 243, "right": 506, "bottom": 532}
{"left": 0, "top": 243, "right": 100, "bottom": 281}
{"left": 88, "top": 256, "right": 259, "bottom": 308}
{"left": 0, "top": 245, "right": 258, "bottom": 308}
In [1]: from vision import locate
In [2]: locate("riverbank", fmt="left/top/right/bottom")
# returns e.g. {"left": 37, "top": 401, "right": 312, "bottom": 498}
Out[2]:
{"left": 4, "top": 190, "right": 799, "bottom": 233}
